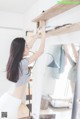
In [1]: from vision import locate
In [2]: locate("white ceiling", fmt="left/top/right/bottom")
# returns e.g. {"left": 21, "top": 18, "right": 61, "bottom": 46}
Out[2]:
{"left": 0, "top": 0, "right": 37, "bottom": 14}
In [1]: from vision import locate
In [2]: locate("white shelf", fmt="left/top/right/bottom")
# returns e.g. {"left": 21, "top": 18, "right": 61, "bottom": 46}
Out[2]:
{"left": 33, "top": 4, "right": 79, "bottom": 22}
{"left": 46, "top": 22, "right": 80, "bottom": 37}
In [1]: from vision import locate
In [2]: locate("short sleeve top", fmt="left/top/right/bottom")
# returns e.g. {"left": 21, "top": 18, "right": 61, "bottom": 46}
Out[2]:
{"left": 15, "top": 58, "right": 31, "bottom": 87}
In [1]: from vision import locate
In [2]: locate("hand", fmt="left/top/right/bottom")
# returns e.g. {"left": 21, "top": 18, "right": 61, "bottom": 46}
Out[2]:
{"left": 37, "top": 27, "right": 46, "bottom": 38}
{"left": 28, "top": 34, "right": 38, "bottom": 41}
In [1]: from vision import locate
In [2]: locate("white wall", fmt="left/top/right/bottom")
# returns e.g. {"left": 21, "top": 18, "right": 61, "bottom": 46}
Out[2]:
{"left": 0, "top": 11, "right": 24, "bottom": 29}
{"left": 23, "top": 0, "right": 57, "bottom": 31}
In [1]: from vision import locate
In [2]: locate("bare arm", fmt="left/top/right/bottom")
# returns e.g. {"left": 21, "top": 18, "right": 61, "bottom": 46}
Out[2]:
{"left": 27, "top": 35, "right": 38, "bottom": 49}
{"left": 28, "top": 27, "right": 46, "bottom": 64}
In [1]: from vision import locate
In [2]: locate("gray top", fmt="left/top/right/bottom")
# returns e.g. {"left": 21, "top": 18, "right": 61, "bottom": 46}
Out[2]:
{"left": 15, "top": 58, "right": 30, "bottom": 87}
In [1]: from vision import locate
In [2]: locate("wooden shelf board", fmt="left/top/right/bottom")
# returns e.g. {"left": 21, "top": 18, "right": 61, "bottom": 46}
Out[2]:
{"left": 33, "top": 4, "right": 79, "bottom": 22}
{"left": 46, "top": 22, "right": 80, "bottom": 37}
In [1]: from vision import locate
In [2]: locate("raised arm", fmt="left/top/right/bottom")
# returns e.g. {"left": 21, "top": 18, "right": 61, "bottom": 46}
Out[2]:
{"left": 27, "top": 34, "right": 38, "bottom": 49}
{"left": 28, "top": 27, "right": 46, "bottom": 64}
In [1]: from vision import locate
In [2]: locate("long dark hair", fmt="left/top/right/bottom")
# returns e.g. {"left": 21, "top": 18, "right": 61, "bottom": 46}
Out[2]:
{"left": 6, "top": 37, "right": 25, "bottom": 82}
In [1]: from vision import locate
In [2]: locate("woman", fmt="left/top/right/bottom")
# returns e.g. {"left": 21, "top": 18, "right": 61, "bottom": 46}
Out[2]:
{"left": 0, "top": 28, "right": 46, "bottom": 119}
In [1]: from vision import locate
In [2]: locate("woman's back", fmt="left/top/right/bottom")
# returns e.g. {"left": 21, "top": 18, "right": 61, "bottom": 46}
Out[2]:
{"left": 10, "top": 58, "right": 30, "bottom": 100}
